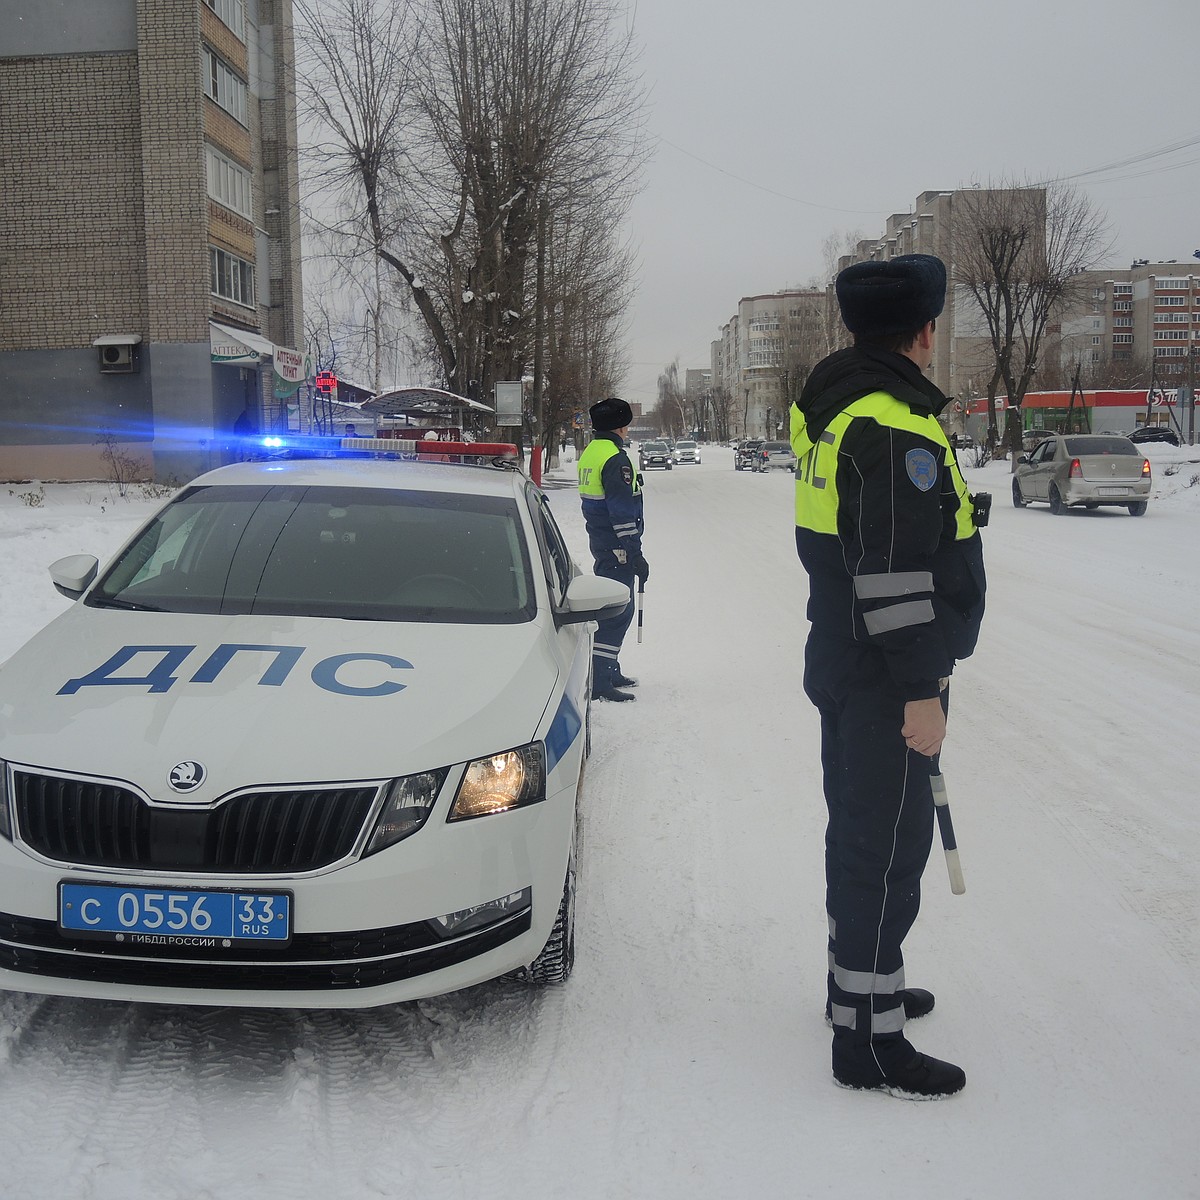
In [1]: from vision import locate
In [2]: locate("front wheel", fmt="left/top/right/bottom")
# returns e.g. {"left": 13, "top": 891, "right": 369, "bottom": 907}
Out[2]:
{"left": 1128, "top": 501, "right": 1148, "bottom": 517}
{"left": 518, "top": 832, "right": 576, "bottom": 985}
{"left": 1048, "top": 484, "right": 1067, "bottom": 515}
{"left": 1012, "top": 479, "right": 1027, "bottom": 508}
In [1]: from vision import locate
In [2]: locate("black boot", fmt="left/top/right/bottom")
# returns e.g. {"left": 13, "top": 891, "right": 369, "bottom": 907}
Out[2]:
{"left": 611, "top": 671, "right": 639, "bottom": 688}
{"left": 592, "top": 684, "right": 636, "bottom": 702}
{"left": 833, "top": 1048, "right": 966, "bottom": 1099}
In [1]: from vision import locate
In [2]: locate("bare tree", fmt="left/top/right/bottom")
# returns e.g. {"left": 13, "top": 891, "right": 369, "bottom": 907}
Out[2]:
{"left": 296, "top": 0, "right": 648, "bottom": 413}
{"left": 954, "top": 181, "right": 1110, "bottom": 462}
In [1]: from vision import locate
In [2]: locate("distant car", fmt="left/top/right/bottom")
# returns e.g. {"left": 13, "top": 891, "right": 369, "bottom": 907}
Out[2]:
{"left": 0, "top": 445, "right": 631, "bottom": 1009}
{"left": 734, "top": 439, "right": 763, "bottom": 470}
{"left": 1022, "top": 429, "right": 1053, "bottom": 453}
{"left": 949, "top": 433, "right": 975, "bottom": 450}
{"left": 1127, "top": 426, "right": 1181, "bottom": 446}
{"left": 638, "top": 441, "right": 673, "bottom": 470}
{"left": 1013, "top": 433, "right": 1151, "bottom": 516}
{"left": 753, "top": 441, "right": 797, "bottom": 472}
{"left": 673, "top": 439, "right": 701, "bottom": 465}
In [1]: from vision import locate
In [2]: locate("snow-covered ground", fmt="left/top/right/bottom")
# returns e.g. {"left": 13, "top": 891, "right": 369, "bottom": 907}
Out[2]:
{"left": 0, "top": 444, "right": 1198, "bottom": 1200}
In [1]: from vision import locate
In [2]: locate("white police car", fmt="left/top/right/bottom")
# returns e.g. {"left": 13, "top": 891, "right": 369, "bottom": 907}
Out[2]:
{"left": 0, "top": 441, "right": 628, "bottom": 1008}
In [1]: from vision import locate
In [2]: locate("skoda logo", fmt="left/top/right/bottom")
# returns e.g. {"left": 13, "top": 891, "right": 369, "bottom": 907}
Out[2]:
{"left": 168, "top": 761, "right": 207, "bottom": 793}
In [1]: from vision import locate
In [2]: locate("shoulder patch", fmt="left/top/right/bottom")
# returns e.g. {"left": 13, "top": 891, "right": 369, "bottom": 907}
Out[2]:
{"left": 620, "top": 464, "right": 633, "bottom": 486}
{"left": 905, "top": 448, "right": 939, "bottom": 492}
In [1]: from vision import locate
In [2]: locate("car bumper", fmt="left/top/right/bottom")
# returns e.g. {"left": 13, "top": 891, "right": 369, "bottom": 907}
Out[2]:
{"left": 0, "top": 782, "right": 575, "bottom": 1009}
{"left": 1062, "top": 480, "right": 1151, "bottom": 504}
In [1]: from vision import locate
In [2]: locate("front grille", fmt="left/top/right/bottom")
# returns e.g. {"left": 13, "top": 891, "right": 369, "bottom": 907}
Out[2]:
{"left": 0, "top": 908, "right": 532, "bottom": 991}
{"left": 13, "top": 771, "right": 379, "bottom": 873}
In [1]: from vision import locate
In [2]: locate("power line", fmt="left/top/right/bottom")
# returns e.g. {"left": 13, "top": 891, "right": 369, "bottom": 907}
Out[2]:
{"left": 655, "top": 135, "right": 884, "bottom": 217}
{"left": 1036, "top": 132, "right": 1200, "bottom": 187}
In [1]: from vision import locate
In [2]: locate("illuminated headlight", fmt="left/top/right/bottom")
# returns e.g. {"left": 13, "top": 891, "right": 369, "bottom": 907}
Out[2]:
{"left": 449, "top": 743, "right": 545, "bottom": 821}
{"left": 430, "top": 887, "right": 532, "bottom": 938}
{"left": 364, "top": 770, "right": 447, "bottom": 856}
{"left": 0, "top": 760, "right": 9, "bottom": 841}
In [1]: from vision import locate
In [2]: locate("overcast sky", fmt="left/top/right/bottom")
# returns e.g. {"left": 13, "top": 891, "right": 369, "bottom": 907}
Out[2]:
{"left": 620, "top": 0, "right": 1200, "bottom": 404}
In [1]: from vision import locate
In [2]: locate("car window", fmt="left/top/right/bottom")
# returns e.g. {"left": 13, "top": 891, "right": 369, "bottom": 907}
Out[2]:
{"left": 676, "top": 441, "right": 696, "bottom": 449}
{"left": 764, "top": 442, "right": 789, "bottom": 452}
{"left": 528, "top": 488, "right": 573, "bottom": 602}
{"left": 1064, "top": 436, "right": 1138, "bottom": 456}
{"left": 90, "top": 484, "right": 536, "bottom": 623}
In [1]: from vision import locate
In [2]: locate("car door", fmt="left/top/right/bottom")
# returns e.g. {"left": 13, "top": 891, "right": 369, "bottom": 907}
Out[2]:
{"left": 1027, "top": 439, "right": 1055, "bottom": 500}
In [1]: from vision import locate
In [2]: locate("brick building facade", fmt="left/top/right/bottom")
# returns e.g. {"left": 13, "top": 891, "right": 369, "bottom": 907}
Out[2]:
{"left": 0, "top": 0, "right": 304, "bottom": 482}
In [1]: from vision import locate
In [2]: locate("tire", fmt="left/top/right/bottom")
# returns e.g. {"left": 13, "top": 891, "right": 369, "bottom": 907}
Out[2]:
{"left": 1048, "top": 484, "right": 1066, "bottom": 515}
{"left": 1128, "top": 501, "right": 1148, "bottom": 517}
{"left": 519, "top": 830, "right": 576, "bottom": 985}
{"left": 1012, "top": 479, "right": 1027, "bottom": 508}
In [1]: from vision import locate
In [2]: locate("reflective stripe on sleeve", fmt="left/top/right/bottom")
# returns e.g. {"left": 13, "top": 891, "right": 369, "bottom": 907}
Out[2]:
{"left": 853, "top": 570, "right": 934, "bottom": 599}
{"left": 862, "top": 599, "right": 935, "bottom": 635}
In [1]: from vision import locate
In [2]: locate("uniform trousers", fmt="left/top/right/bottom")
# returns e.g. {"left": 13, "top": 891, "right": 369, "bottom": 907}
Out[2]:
{"left": 803, "top": 634, "right": 943, "bottom": 1075}
{"left": 591, "top": 563, "right": 635, "bottom": 689}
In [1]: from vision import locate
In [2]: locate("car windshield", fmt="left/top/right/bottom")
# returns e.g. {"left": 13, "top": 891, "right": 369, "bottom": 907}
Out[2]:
{"left": 88, "top": 484, "right": 536, "bottom": 624}
{"left": 643, "top": 442, "right": 667, "bottom": 452}
{"left": 1064, "top": 436, "right": 1138, "bottom": 456}
{"left": 676, "top": 441, "right": 696, "bottom": 449}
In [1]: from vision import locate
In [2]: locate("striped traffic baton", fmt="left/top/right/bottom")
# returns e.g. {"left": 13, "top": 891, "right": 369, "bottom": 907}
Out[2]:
{"left": 929, "top": 756, "right": 965, "bottom": 895}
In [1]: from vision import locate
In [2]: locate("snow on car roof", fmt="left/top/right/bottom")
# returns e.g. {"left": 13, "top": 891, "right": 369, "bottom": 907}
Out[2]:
{"left": 189, "top": 456, "right": 526, "bottom": 498}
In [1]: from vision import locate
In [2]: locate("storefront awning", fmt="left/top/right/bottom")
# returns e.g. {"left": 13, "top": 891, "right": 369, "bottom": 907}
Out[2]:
{"left": 210, "top": 321, "right": 276, "bottom": 364}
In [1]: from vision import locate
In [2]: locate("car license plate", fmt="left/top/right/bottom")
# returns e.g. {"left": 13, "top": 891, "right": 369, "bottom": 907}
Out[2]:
{"left": 59, "top": 882, "right": 291, "bottom": 943}
{"left": 1098, "top": 486, "right": 1129, "bottom": 496}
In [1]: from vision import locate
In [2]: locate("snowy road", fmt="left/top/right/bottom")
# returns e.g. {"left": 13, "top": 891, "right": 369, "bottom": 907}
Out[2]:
{"left": 0, "top": 450, "right": 1198, "bottom": 1199}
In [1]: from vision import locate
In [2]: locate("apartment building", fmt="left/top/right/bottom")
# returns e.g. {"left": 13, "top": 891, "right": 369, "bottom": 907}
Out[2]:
{"left": 0, "top": 0, "right": 304, "bottom": 482}
{"left": 711, "top": 289, "right": 828, "bottom": 439}
{"left": 1065, "top": 262, "right": 1200, "bottom": 387}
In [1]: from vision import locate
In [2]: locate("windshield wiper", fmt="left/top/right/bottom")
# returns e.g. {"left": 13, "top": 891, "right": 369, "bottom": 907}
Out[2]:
{"left": 90, "top": 596, "right": 167, "bottom": 612}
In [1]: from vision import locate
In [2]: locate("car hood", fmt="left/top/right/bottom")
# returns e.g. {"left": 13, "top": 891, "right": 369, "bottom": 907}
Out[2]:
{"left": 0, "top": 607, "right": 561, "bottom": 801}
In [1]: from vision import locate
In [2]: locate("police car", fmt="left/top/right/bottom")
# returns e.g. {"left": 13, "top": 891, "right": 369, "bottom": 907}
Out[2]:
{"left": 0, "top": 440, "right": 629, "bottom": 1008}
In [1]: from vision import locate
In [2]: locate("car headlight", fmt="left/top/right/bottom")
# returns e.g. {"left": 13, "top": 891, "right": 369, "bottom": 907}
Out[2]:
{"left": 449, "top": 743, "right": 546, "bottom": 821}
{"left": 0, "top": 760, "right": 10, "bottom": 841}
{"left": 364, "top": 769, "right": 448, "bottom": 856}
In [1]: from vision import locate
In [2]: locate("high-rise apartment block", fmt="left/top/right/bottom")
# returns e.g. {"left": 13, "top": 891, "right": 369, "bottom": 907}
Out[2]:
{"left": 0, "top": 0, "right": 305, "bottom": 482}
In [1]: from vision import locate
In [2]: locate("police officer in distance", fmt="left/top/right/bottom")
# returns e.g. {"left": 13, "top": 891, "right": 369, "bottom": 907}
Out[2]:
{"left": 791, "top": 255, "right": 987, "bottom": 1098}
{"left": 577, "top": 398, "right": 648, "bottom": 702}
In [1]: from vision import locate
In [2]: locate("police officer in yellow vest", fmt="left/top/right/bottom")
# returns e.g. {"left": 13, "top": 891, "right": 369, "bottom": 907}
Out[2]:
{"left": 792, "top": 255, "right": 987, "bottom": 1099}
{"left": 578, "top": 398, "right": 648, "bottom": 702}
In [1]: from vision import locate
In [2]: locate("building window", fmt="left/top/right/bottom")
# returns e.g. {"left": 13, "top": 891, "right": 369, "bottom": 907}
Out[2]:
{"left": 1091, "top": 336, "right": 1101, "bottom": 345}
{"left": 205, "top": 145, "right": 252, "bottom": 218}
{"left": 1155, "top": 347, "right": 1186, "bottom": 358}
{"left": 1157, "top": 330, "right": 1189, "bottom": 341}
{"left": 1114, "top": 300, "right": 1132, "bottom": 312}
{"left": 202, "top": 46, "right": 247, "bottom": 125}
{"left": 1112, "top": 334, "right": 1134, "bottom": 344}
{"left": 1114, "top": 317, "right": 1132, "bottom": 328}
{"left": 1155, "top": 277, "right": 1191, "bottom": 290}
{"left": 1157, "top": 296, "right": 1186, "bottom": 307}
{"left": 1154, "top": 313, "right": 1189, "bottom": 324}
{"left": 210, "top": 246, "right": 255, "bottom": 307}
{"left": 1113, "top": 284, "right": 1133, "bottom": 295}
{"left": 204, "top": 0, "right": 245, "bottom": 40}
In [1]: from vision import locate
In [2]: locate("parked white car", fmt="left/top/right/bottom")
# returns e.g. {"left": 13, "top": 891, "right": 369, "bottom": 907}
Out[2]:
{"left": 0, "top": 446, "right": 628, "bottom": 1009}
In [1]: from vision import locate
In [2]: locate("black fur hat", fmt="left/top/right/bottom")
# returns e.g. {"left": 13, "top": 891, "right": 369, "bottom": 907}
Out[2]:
{"left": 835, "top": 254, "right": 947, "bottom": 338}
{"left": 590, "top": 397, "right": 633, "bottom": 431}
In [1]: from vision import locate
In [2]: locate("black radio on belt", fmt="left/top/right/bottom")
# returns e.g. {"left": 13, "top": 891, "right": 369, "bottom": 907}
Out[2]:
{"left": 971, "top": 492, "right": 992, "bottom": 528}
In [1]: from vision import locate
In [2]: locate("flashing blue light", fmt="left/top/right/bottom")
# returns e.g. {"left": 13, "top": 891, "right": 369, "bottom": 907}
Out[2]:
{"left": 262, "top": 436, "right": 286, "bottom": 448}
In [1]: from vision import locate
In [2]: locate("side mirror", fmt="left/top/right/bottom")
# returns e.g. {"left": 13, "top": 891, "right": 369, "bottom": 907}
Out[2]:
{"left": 1017, "top": 454, "right": 1030, "bottom": 465}
{"left": 49, "top": 554, "right": 99, "bottom": 600}
{"left": 555, "top": 574, "right": 630, "bottom": 627}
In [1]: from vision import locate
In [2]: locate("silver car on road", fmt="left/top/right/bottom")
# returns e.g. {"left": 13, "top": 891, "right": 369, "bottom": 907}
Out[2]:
{"left": 1013, "top": 433, "right": 1151, "bottom": 516}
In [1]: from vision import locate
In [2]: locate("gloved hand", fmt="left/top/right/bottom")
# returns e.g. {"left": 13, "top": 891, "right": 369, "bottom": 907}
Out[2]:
{"left": 632, "top": 553, "right": 650, "bottom": 583}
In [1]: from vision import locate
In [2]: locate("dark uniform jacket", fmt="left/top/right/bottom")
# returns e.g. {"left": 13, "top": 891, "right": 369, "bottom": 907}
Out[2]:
{"left": 791, "top": 345, "right": 986, "bottom": 700}
{"left": 577, "top": 432, "right": 644, "bottom": 570}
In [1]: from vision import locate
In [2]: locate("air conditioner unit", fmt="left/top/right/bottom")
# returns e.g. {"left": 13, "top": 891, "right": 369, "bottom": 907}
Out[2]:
{"left": 98, "top": 343, "right": 135, "bottom": 373}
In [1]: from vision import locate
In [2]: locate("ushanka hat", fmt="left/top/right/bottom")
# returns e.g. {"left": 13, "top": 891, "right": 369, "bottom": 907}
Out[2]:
{"left": 835, "top": 254, "right": 947, "bottom": 338}
{"left": 589, "top": 397, "right": 633, "bottom": 431}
